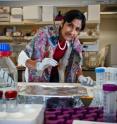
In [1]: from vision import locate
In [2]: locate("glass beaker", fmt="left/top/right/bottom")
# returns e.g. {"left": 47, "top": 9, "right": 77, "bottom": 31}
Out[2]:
{"left": 5, "top": 90, "right": 18, "bottom": 112}
{"left": 0, "top": 90, "right": 4, "bottom": 112}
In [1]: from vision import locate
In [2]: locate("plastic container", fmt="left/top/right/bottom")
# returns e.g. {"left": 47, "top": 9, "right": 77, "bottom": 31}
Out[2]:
{"left": 5, "top": 90, "right": 18, "bottom": 112}
{"left": 105, "top": 67, "right": 117, "bottom": 84}
{"left": 95, "top": 67, "right": 105, "bottom": 87}
{"left": 0, "top": 42, "right": 17, "bottom": 87}
{"left": 95, "top": 67, "right": 105, "bottom": 107}
{"left": 103, "top": 84, "right": 117, "bottom": 123}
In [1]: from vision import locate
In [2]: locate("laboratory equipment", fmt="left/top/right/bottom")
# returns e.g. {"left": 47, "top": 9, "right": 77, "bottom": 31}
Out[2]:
{"left": 103, "top": 84, "right": 117, "bottom": 123}
{"left": 95, "top": 67, "right": 105, "bottom": 107}
{"left": 5, "top": 90, "right": 18, "bottom": 112}
{"left": 0, "top": 90, "right": 4, "bottom": 112}
{"left": 0, "top": 42, "right": 17, "bottom": 87}
{"left": 95, "top": 67, "right": 105, "bottom": 87}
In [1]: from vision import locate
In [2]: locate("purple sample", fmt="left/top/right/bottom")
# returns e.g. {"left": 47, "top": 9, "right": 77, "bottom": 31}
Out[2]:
{"left": 66, "top": 119, "right": 73, "bottom": 124}
{"left": 71, "top": 114, "right": 83, "bottom": 120}
{"left": 84, "top": 117, "right": 95, "bottom": 121}
{"left": 46, "top": 119, "right": 64, "bottom": 124}
{"left": 85, "top": 113, "right": 97, "bottom": 119}
{"left": 44, "top": 107, "right": 117, "bottom": 124}
{"left": 57, "top": 114, "right": 70, "bottom": 120}
{"left": 45, "top": 114, "right": 57, "bottom": 120}
{"left": 97, "top": 118, "right": 104, "bottom": 122}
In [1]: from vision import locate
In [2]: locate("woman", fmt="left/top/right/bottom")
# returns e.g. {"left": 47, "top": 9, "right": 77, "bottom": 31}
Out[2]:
{"left": 18, "top": 10, "right": 93, "bottom": 85}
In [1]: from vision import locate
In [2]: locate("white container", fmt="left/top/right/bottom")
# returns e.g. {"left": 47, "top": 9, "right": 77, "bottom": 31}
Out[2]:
{"left": 105, "top": 67, "right": 111, "bottom": 83}
{"left": 95, "top": 67, "right": 105, "bottom": 107}
{"left": 10, "top": 15, "right": 22, "bottom": 22}
{"left": 105, "top": 67, "right": 117, "bottom": 84}
{"left": 23, "top": 6, "right": 42, "bottom": 20}
{"left": 42, "top": 6, "right": 54, "bottom": 21}
{"left": 88, "top": 5, "right": 100, "bottom": 21}
{"left": 109, "top": 67, "right": 117, "bottom": 84}
{"left": 95, "top": 67, "right": 105, "bottom": 87}
{"left": 103, "top": 84, "right": 117, "bottom": 123}
{"left": 11, "top": 8, "right": 23, "bottom": 15}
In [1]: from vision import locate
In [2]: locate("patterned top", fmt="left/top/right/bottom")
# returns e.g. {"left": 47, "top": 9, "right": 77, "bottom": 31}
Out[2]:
{"left": 24, "top": 24, "right": 83, "bottom": 83}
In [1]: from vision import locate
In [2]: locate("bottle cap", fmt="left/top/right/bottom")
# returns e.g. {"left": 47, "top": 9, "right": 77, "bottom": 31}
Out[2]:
{"left": 5, "top": 90, "right": 17, "bottom": 99}
{"left": 95, "top": 67, "right": 105, "bottom": 73}
{"left": 0, "top": 43, "right": 12, "bottom": 57}
{"left": 103, "top": 84, "right": 117, "bottom": 91}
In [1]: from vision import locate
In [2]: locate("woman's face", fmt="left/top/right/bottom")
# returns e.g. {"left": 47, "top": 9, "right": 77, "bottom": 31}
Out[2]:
{"left": 60, "top": 19, "right": 82, "bottom": 41}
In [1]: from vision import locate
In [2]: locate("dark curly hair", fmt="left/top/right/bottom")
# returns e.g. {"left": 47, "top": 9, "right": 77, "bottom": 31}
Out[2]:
{"left": 63, "top": 10, "right": 86, "bottom": 31}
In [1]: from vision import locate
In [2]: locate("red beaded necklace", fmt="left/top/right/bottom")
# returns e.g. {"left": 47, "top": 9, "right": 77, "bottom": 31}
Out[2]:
{"left": 53, "top": 41, "right": 67, "bottom": 61}
{"left": 57, "top": 40, "right": 67, "bottom": 51}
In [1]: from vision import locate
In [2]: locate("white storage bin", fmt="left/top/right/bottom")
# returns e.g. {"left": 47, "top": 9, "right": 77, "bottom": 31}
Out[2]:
{"left": 0, "top": 14, "right": 10, "bottom": 22}
{"left": 10, "top": 15, "right": 22, "bottom": 22}
{"left": 42, "top": 6, "right": 54, "bottom": 21}
{"left": 88, "top": 5, "right": 100, "bottom": 21}
{"left": 0, "top": 6, "right": 10, "bottom": 14}
{"left": 11, "top": 8, "right": 23, "bottom": 15}
{"left": 23, "top": 6, "right": 42, "bottom": 20}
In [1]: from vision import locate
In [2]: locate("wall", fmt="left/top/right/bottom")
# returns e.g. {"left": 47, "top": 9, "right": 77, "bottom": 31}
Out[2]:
{"left": 0, "top": 0, "right": 117, "bottom": 7}
{"left": 99, "top": 16, "right": 117, "bottom": 50}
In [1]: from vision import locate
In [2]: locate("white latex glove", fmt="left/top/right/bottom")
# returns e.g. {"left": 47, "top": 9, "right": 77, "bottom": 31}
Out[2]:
{"left": 18, "top": 50, "right": 30, "bottom": 82}
{"left": 78, "top": 75, "right": 94, "bottom": 86}
{"left": 18, "top": 50, "right": 30, "bottom": 67}
{"left": 36, "top": 58, "right": 58, "bottom": 72}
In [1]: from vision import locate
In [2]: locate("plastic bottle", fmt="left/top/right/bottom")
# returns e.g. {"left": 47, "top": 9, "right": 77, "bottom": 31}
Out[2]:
{"left": 55, "top": 11, "right": 64, "bottom": 21}
{"left": 95, "top": 67, "right": 105, "bottom": 107}
{"left": 108, "top": 67, "right": 117, "bottom": 84}
{"left": 95, "top": 67, "right": 105, "bottom": 87}
{"left": 105, "top": 67, "right": 110, "bottom": 82}
{"left": 104, "top": 67, "right": 117, "bottom": 85}
{"left": 0, "top": 42, "right": 17, "bottom": 87}
{"left": 103, "top": 84, "right": 117, "bottom": 123}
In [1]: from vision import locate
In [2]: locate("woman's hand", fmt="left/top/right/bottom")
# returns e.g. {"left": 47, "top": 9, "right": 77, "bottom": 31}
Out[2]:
{"left": 26, "top": 58, "right": 58, "bottom": 71}
{"left": 78, "top": 75, "right": 95, "bottom": 86}
{"left": 36, "top": 58, "right": 58, "bottom": 71}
